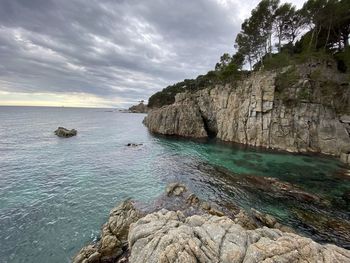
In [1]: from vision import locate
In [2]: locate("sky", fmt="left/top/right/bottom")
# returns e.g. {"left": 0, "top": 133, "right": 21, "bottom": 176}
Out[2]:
{"left": 0, "top": 0, "right": 305, "bottom": 108}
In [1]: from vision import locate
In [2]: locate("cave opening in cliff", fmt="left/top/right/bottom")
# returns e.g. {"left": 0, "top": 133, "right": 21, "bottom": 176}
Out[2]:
{"left": 201, "top": 116, "right": 218, "bottom": 138}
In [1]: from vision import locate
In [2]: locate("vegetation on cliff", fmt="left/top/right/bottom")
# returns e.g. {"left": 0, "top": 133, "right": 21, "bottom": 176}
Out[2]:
{"left": 148, "top": 0, "right": 349, "bottom": 109}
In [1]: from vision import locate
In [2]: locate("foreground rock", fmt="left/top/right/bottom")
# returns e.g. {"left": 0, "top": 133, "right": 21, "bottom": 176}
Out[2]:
{"left": 144, "top": 64, "right": 350, "bottom": 162}
{"left": 54, "top": 127, "right": 77, "bottom": 138}
{"left": 73, "top": 200, "right": 141, "bottom": 263}
{"left": 129, "top": 209, "right": 350, "bottom": 263}
{"left": 73, "top": 183, "right": 350, "bottom": 262}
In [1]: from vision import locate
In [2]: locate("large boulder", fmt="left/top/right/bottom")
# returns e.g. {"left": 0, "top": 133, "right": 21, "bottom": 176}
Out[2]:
{"left": 54, "top": 127, "right": 77, "bottom": 138}
{"left": 128, "top": 209, "right": 350, "bottom": 263}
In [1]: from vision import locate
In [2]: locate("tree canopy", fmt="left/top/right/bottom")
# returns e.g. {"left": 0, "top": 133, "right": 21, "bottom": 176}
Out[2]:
{"left": 149, "top": 0, "right": 350, "bottom": 108}
{"left": 229, "top": 0, "right": 350, "bottom": 70}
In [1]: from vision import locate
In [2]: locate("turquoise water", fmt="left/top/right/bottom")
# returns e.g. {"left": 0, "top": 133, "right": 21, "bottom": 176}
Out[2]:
{"left": 0, "top": 106, "right": 349, "bottom": 262}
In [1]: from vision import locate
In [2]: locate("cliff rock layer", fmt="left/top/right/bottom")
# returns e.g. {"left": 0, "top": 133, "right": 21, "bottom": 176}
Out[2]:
{"left": 144, "top": 64, "right": 350, "bottom": 160}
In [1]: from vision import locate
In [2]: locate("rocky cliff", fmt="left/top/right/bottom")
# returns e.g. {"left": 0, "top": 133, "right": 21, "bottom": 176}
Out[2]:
{"left": 144, "top": 62, "right": 350, "bottom": 163}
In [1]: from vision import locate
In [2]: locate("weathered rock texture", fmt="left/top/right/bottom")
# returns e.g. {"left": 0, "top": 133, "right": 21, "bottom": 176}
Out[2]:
{"left": 128, "top": 209, "right": 350, "bottom": 263}
{"left": 54, "top": 127, "right": 77, "bottom": 137}
{"left": 144, "top": 65, "right": 350, "bottom": 159}
{"left": 73, "top": 200, "right": 141, "bottom": 263}
{"left": 73, "top": 182, "right": 350, "bottom": 263}
{"left": 144, "top": 99, "right": 207, "bottom": 138}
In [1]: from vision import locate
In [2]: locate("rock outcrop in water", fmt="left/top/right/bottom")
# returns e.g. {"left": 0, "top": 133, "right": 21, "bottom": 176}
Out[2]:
{"left": 73, "top": 184, "right": 350, "bottom": 263}
{"left": 128, "top": 102, "right": 148, "bottom": 113}
{"left": 54, "top": 127, "right": 77, "bottom": 138}
{"left": 144, "top": 63, "right": 350, "bottom": 162}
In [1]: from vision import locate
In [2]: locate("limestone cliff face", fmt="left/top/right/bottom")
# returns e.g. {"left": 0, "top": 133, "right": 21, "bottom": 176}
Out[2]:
{"left": 144, "top": 65, "right": 350, "bottom": 160}
{"left": 143, "top": 99, "right": 207, "bottom": 138}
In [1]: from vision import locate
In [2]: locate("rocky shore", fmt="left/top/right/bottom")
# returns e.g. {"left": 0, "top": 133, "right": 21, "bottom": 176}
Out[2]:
{"left": 144, "top": 63, "right": 350, "bottom": 165}
{"left": 128, "top": 102, "right": 148, "bottom": 113}
{"left": 73, "top": 183, "right": 350, "bottom": 263}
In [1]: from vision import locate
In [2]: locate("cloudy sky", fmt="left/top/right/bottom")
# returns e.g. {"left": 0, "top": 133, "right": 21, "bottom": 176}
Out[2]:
{"left": 0, "top": 0, "right": 305, "bottom": 108}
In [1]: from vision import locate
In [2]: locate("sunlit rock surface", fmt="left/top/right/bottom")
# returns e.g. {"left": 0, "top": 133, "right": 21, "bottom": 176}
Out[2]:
{"left": 129, "top": 209, "right": 350, "bottom": 263}
{"left": 73, "top": 183, "right": 350, "bottom": 263}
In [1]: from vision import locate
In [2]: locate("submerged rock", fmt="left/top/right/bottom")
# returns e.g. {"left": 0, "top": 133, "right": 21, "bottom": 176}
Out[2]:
{"left": 293, "top": 208, "right": 350, "bottom": 249}
{"left": 240, "top": 175, "right": 325, "bottom": 205}
{"left": 54, "top": 127, "right": 77, "bottom": 138}
{"left": 128, "top": 209, "right": 350, "bottom": 263}
{"left": 126, "top": 143, "right": 143, "bottom": 147}
{"left": 166, "top": 183, "right": 187, "bottom": 197}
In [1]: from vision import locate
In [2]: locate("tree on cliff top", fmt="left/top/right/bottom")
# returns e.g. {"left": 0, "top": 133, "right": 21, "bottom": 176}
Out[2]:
{"left": 148, "top": 0, "right": 350, "bottom": 108}
{"left": 234, "top": 0, "right": 349, "bottom": 70}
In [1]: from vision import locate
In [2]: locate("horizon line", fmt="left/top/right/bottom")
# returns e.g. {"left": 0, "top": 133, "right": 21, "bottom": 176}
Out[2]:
{"left": 0, "top": 105, "right": 124, "bottom": 109}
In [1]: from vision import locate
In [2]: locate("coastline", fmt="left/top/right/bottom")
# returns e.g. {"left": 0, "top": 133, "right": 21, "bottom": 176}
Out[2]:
{"left": 73, "top": 183, "right": 350, "bottom": 263}
{"left": 143, "top": 64, "right": 350, "bottom": 166}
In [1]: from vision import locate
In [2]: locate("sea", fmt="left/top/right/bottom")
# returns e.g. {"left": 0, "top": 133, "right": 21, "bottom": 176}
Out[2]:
{"left": 0, "top": 106, "right": 349, "bottom": 262}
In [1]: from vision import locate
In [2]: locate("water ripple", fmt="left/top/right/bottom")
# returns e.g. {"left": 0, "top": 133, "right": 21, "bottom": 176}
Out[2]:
{"left": 0, "top": 106, "right": 349, "bottom": 262}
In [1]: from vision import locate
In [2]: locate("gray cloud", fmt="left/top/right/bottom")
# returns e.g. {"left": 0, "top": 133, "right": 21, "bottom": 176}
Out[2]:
{"left": 0, "top": 0, "right": 304, "bottom": 107}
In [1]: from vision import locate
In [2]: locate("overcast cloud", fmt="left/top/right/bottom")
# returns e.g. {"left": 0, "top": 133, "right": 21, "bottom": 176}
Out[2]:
{"left": 0, "top": 0, "right": 305, "bottom": 107}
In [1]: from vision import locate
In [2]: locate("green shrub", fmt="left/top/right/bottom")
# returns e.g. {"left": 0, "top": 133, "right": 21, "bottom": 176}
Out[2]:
{"left": 335, "top": 47, "right": 350, "bottom": 73}
{"left": 309, "top": 69, "right": 322, "bottom": 81}
{"left": 297, "top": 86, "right": 310, "bottom": 101}
{"left": 219, "top": 61, "right": 239, "bottom": 80}
{"left": 261, "top": 52, "right": 292, "bottom": 71}
{"left": 293, "top": 50, "right": 333, "bottom": 64}
{"left": 148, "top": 70, "right": 223, "bottom": 108}
{"left": 148, "top": 62, "right": 248, "bottom": 108}
{"left": 275, "top": 66, "right": 299, "bottom": 106}
{"left": 275, "top": 67, "right": 298, "bottom": 92}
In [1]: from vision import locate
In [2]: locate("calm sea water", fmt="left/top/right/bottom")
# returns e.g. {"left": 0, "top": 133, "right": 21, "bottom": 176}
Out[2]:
{"left": 0, "top": 106, "right": 349, "bottom": 262}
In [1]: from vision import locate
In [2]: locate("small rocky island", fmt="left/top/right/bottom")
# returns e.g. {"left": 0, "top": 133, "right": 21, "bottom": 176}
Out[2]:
{"left": 73, "top": 184, "right": 350, "bottom": 263}
{"left": 128, "top": 101, "right": 148, "bottom": 113}
{"left": 54, "top": 127, "right": 77, "bottom": 138}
